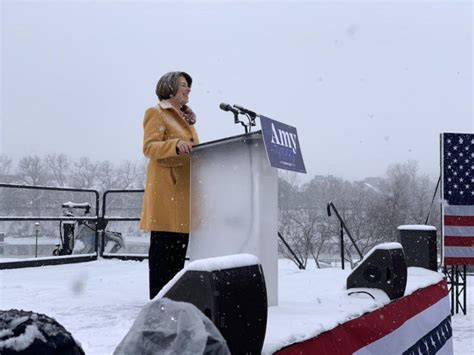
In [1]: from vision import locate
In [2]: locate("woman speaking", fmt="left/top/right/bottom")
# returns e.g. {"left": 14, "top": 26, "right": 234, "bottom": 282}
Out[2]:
{"left": 140, "top": 71, "right": 199, "bottom": 299}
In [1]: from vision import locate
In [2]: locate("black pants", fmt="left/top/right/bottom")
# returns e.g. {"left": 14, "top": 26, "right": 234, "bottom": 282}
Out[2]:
{"left": 148, "top": 231, "right": 189, "bottom": 300}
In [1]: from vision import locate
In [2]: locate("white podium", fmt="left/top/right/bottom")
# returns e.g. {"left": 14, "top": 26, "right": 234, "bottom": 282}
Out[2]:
{"left": 188, "top": 132, "right": 279, "bottom": 306}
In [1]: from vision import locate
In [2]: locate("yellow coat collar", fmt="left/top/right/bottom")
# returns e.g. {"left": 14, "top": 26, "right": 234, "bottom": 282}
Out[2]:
{"left": 158, "top": 100, "right": 192, "bottom": 128}
{"left": 158, "top": 100, "right": 175, "bottom": 110}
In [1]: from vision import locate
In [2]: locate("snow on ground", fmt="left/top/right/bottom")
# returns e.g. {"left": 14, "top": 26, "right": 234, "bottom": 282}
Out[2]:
{"left": 0, "top": 259, "right": 472, "bottom": 354}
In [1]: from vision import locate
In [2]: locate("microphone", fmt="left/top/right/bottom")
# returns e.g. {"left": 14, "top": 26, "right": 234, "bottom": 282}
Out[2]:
{"left": 233, "top": 104, "right": 258, "bottom": 118}
{"left": 219, "top": 102, "right": 239, "bottom": 115}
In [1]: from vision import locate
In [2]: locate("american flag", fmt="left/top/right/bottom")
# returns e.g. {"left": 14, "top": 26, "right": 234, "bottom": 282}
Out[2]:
{"left": 442, "top": 132, "right": 474, "bottom": 265}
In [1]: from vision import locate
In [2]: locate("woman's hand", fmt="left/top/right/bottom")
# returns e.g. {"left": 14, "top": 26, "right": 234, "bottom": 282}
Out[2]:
{"left": 176, "top": 140, "right": 193, "bottom": 154}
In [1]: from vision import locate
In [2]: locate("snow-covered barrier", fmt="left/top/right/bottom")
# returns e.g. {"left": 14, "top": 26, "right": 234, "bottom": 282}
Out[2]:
{"left": 275, "top": 279, "right": 452, "bottom": 354}
{"left": 0, "top": 309, "right": 84, "bottom": 355}
{"left": 114, "top": 298, "right": 230, "bottom": 355}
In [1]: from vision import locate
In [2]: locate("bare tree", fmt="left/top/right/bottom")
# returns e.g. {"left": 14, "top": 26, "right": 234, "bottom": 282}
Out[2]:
{"left": 279, "top": 207, "right": 321, "bottom": 269}
{"left": 45, "top": 154, "right": 70, "bottom": 187}
{"left": 0, "top": 154, "right": 12, "bottom": 177}
{"left": 16, "top": 155, "right": 49, "bottom": 186}
{"left": 95, "top": 160, "right": 120, "bottom": 192}
{"left": 70, "top": 157, "right": 98, "bottom": 189}
{"left": 279, "top": 175, "right": 352, "bottom": 268}
{"left": 116, "top": 161, "right": 140, "bottom": 189}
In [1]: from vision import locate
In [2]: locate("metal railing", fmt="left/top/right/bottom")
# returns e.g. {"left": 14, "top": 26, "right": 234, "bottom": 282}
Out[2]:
{"left": 100, "top": 189, "right": 145, "bottom": 261}
{"left": 0, "top": 183, "right": 100, "bottom": 269}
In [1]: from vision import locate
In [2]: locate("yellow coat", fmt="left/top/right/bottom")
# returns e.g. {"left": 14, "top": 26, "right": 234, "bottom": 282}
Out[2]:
{"left": 139, "top": 100, "right": 199, "bottom": 233}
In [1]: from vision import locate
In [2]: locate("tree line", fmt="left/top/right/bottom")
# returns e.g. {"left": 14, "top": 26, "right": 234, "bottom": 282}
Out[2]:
{"left": 278, "top": 161, "right": 440, "bottom": 268}
{"left": 0, "top": 154, "right": 145, "bottom": 191}
{"left": 0, "top": 154, "right": 441, "bottom": 265}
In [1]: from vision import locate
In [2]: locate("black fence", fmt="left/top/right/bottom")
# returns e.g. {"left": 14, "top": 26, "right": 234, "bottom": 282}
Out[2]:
{"left": 0, "top": 184, "right": 145, "bottom": 269}
{"left": 101, "top": 189, "right": 146, "bottom": 261}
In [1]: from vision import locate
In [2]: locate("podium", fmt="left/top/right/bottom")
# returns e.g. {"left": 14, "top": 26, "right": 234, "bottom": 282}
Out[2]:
{"left": 188, "top": 132, "right": 279, "bottom": 306}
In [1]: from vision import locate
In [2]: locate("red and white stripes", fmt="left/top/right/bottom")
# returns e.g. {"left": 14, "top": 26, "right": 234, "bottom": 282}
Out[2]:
{"left": 443, "top": 205, "right": 474, "bottom": 265}
{"left": 275, "top": 280, "right": 452, "bottom": 355}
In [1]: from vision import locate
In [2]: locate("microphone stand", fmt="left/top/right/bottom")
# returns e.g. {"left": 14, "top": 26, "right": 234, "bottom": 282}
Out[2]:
{"left": 220, "top": 103, "right": 258, "bottom": 134}
{"left": 235, "top": 111, "right": 257, "bottom": 134}
{"left": 242, "top": 113, "right": 257, "bottom": 134}
{"left": 232, "top": 111, "right": 250, "bottom": 133}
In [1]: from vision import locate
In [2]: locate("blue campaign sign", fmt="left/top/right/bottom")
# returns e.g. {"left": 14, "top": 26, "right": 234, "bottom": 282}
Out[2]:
{"left": 260, "top": 115, "right": 307, "bottom": 173}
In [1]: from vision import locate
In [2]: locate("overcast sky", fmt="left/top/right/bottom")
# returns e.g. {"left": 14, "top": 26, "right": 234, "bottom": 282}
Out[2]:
{"left": 1, "top": 0, "right": 472, "bottom": 181}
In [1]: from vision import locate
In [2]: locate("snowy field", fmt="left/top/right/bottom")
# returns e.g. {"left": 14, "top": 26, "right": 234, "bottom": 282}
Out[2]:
{"left": 1, "top": 258, "right": 472, "bottom": 354}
